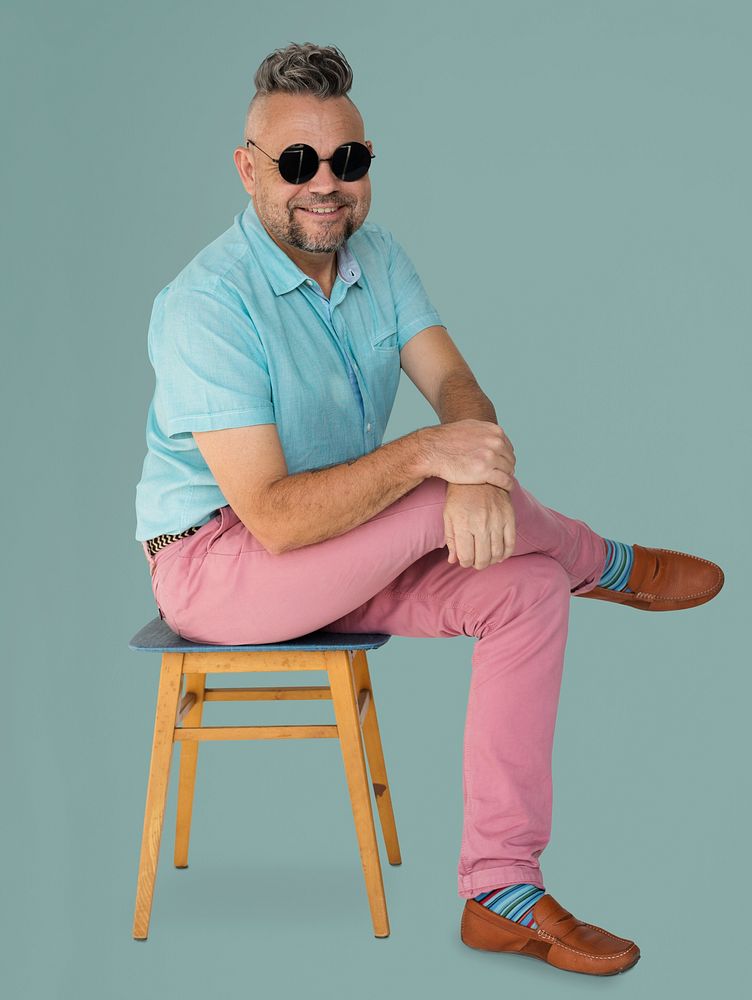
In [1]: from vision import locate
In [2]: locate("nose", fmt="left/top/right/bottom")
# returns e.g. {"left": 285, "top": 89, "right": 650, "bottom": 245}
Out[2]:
{"left": 306, "top": 157, "right": 341, "bottom": 194}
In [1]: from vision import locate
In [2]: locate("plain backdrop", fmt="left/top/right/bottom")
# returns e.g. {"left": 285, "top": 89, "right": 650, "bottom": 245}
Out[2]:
{"left": 2, "top": 1, "right": 749, "bottom": 997}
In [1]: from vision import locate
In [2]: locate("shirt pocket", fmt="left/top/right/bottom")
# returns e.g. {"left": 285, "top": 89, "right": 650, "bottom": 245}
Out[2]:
{"left": 367, "top": 323, "right": 402, "bottom": 424}
{"left": 370, "top": 323, "right": 399, "bottom": 352}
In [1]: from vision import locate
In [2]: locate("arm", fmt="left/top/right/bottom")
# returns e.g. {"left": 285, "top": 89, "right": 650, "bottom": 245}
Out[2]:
{"left": 437, "top": 372, "right": 498, "bottom": 426}
{"left": 193, "top": 423, "right": 434, "bottom": 556}
{"left": 399, "top": 324, "right": 498, "bottom": 426}
{"left": 263, "top": 430, "right": 432, "bottom": 553}
{"left": 265, "top": 375, "right": 499, "bottom": 553}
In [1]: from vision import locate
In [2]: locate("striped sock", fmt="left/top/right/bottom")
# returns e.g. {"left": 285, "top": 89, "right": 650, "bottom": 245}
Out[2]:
{"left": 598, "top": 538, "right": 634, "bottom": 591}
{"left": 473, "top": 882, "right": 546, "bottom": 929}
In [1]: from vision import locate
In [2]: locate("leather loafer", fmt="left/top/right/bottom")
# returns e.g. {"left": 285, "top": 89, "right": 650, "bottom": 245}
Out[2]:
{"left": 461, "top": 892, "right": 640, "bottom": 976}
{"left": 575, "top": 542, "right": 724, "bottom": 611}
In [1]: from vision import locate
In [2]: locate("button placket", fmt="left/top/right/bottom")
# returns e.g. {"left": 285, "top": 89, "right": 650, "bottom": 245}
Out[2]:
{"left": 303, "top": 274, "right": 369, "bottom": 443}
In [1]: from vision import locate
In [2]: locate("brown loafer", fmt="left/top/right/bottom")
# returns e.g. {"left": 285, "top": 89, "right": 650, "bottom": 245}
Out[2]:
{"left": 575, "top": 542, "right": 724, "bottom": 611}
{"left": 461, "top": 892, "right": 640, "bottom": 976}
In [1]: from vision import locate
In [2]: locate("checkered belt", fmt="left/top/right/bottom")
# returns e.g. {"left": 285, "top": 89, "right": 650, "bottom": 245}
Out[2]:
{"left": 145, "top": 510, "right": 220, "bottom": 557}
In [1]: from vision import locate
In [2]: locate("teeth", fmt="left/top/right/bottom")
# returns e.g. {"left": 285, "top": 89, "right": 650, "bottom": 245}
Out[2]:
{"left": 306, "top": 207, "right": 339, "bottom": 214}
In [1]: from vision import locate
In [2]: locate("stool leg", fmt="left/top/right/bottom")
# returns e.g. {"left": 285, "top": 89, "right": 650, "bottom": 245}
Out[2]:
{"left": 327, "top": 650, "right": 390, "bottom": 938}
{"left": 351, "top": 650, "right": 402, "bottom": 866}
{"left": 132, "top": 651, "right": 184, "bottom": 940}
{"left": 174, "top": 672, "right": 206, "bottom": 868}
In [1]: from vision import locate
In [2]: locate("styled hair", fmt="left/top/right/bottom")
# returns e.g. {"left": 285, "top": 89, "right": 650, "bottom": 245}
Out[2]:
{"left": 243, "top": 42, "right": 356, "bottom": 140}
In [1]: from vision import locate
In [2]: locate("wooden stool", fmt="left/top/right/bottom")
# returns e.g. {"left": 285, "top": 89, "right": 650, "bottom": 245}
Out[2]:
{"left": 129, "top": 617, "right": 401, "bottom": 940}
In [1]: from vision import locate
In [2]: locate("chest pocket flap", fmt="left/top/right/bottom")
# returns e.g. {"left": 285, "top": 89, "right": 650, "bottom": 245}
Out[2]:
{"left": 370, "top": 324, "right": 398, "bottom": 352}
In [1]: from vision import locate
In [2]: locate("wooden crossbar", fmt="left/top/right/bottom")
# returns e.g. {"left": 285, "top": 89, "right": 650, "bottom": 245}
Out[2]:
{"left": 176, "top": 687, "right": 371, "bottom": 733}
{"left": 204, "top": 684, "right": 333, "bottom": 701}
{"left": 175, "top": 724, "right": 339, "bottom": 741}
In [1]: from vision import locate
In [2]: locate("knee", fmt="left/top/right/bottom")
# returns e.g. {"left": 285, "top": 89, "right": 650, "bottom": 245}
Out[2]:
{"left": 469, "top": 553, "right": 570, "bottom": 638}
{"left": 512, "top": 552, "right": 572, "bottom": 601}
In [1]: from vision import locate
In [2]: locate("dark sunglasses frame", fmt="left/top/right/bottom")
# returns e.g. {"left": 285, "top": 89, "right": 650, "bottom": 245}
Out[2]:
{"left": 245, "top": 137, "right": 375, "bottom": 185}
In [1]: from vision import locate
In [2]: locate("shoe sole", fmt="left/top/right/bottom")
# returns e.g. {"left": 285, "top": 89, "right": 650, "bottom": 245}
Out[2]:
{"left": 461, "top": 937, "right": 641, "bottom": 976}
{"left": 574, "top": 584, "right": 722, "bottom": 611}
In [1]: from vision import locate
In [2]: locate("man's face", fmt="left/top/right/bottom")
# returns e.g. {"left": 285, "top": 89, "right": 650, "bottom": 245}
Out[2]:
{"left": 236, "top": 93, "right": 372, "bottom": 255}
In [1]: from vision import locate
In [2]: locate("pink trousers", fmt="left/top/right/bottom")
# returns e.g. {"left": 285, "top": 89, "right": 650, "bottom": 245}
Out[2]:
{"left": 141, "top": 474, "right": 607, "bottom": 898}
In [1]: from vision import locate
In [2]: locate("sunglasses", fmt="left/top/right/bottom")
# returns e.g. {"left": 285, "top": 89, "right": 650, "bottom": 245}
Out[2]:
{"left": 245, "top": 137, "right": 375, "bottom": 185}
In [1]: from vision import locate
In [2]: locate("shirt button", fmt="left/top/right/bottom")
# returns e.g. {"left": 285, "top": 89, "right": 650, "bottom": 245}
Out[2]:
{"left": 366, "top": 422, "right": 371, "bottom": 431}
{"left": 306, "top": 279, "right": 313, "bottom": 286}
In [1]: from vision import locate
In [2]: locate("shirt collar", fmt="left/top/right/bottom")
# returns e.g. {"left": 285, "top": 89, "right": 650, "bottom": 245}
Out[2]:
{"left": 240, "top": 198, "right": 363, "bottom": 296}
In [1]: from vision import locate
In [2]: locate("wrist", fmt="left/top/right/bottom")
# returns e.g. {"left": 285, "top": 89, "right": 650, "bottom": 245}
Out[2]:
{"left": 411, "top": 427, "right": 436, "bottom": 479}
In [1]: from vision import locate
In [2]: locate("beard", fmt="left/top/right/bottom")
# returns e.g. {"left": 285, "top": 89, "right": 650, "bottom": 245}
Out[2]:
{"left": 256, "top": 189, "right": 370, "bottom": 255}
{"left": 284, "top": 208, "right": 357, "bottom": 252}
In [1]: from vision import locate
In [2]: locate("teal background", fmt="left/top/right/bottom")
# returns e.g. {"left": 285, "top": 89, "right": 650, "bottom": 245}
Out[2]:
{"left": 3, "top": 0, "right": 749, "bottom": 995}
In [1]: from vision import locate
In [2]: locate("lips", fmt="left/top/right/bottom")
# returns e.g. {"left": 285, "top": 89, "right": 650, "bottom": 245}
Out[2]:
{"left": 297, "top": 205, "right": 345, "bottom": 216}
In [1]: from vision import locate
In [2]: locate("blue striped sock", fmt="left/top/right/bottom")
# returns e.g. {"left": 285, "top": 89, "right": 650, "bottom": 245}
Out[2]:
{"left": 474, "top": 882, "right": 546, "bottom": 929}
{"left": 598, "top": 538, "right": 634, "bottom": 591}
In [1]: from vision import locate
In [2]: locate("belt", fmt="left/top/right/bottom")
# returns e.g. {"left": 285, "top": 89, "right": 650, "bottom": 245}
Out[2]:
{"left": 145, "top": 510, "right": 220, "bottom": 558}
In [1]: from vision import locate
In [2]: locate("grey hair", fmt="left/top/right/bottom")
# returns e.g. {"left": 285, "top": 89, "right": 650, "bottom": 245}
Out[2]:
{"left": 243, "top": 42, "right": 356, "bottom": 142}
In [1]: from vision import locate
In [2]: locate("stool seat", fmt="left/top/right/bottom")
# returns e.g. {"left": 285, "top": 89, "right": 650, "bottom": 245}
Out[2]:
{"left": 129, "top": 616, "right": 391, "bottom": 654}
{"left": 129, "top": 614, "right": 400, "bottom": 942}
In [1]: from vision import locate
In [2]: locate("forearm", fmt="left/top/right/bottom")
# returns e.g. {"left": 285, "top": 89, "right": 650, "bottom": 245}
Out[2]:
{"left": 261, "top": 429, "right": 431, "bottom": 554}
{"left": 437, "top": 374, "right": 497, "bottom": 425}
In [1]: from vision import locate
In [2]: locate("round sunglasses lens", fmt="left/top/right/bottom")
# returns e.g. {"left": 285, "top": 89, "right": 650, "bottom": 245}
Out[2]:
{"left": 278, "top": 144, "right": 319, "bottom": 184}
{"left": 331, "top": 142, "right": 372, "bottom": 181}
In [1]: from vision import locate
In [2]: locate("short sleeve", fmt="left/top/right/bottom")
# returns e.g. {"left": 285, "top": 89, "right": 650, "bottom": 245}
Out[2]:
{"left": 386, "top": 231, "right": 445, "bottom": 350}
{"left": 148, "top": 279, "right": 276, "bottom": 440}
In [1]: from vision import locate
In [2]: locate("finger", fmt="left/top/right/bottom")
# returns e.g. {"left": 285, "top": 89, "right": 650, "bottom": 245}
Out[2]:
{"left": 487, "top": 469, "right": 515, "bottom": 490}
{"left": 444, "top": 514, "right": 456, "bottom": 562}
{"left": 489, "top": 527, "right": 506, "bottom": 563}
{"left": 454, "top": 530, "right": 475, "bottom": 569}
{"left": 499, "top": 439, "right": 515, "bottom": 465}
{"left": 491, "top": 447, "right": 514, "bottom": 473}
{"left": 503, "top": 515, "right": 516, "bottom": 558}
{"left": 445, "top": 530, "right": 456, "bottom": 562}
{"left": 473, "top": 533, "right": 493, "bottom": 571}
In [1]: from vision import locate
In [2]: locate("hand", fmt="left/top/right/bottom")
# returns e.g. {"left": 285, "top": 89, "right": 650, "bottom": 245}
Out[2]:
{"left": 443, "top": 482, "right": 516, "bottom": 570}
{"left": 419, "top": 419, "right": 516, "bottom": 490}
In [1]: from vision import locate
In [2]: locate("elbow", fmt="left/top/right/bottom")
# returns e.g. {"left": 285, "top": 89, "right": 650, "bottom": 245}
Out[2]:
{"left": 253, "top": 483, "right": 290, "bottom": 555}
{"left": 257, "top": 525, "right": 288, "bottom": 556}
{"left": 235, "top": 511, "right": 287, "bottom": 556}
{"left": 266, "top": 526, "right": 303, "bottom": 554}
{"left": 264, "top": 535, "right": 288, "bottom": 556}
{"left": 260, "top": 522, "right": 297, "bottom": 555}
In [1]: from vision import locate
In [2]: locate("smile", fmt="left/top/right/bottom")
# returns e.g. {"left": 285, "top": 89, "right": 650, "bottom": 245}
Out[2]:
{"left": 297, "top": 206, "right": 345, "bottom": 217}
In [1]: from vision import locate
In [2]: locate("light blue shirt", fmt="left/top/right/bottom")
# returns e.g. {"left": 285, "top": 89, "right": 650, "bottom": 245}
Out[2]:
{"left": 134, "top": 198, "right": 444, "bottom": 541}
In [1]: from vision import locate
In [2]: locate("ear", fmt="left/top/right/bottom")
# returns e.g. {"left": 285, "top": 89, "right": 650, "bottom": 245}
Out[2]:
{"left": 233, "top": 146, "right": 256, "bottom": 197}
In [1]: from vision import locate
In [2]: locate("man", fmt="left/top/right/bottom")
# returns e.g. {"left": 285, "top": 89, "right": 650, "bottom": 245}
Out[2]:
{"left": 134, "top": 42, "right": 723, "bottom": 974}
